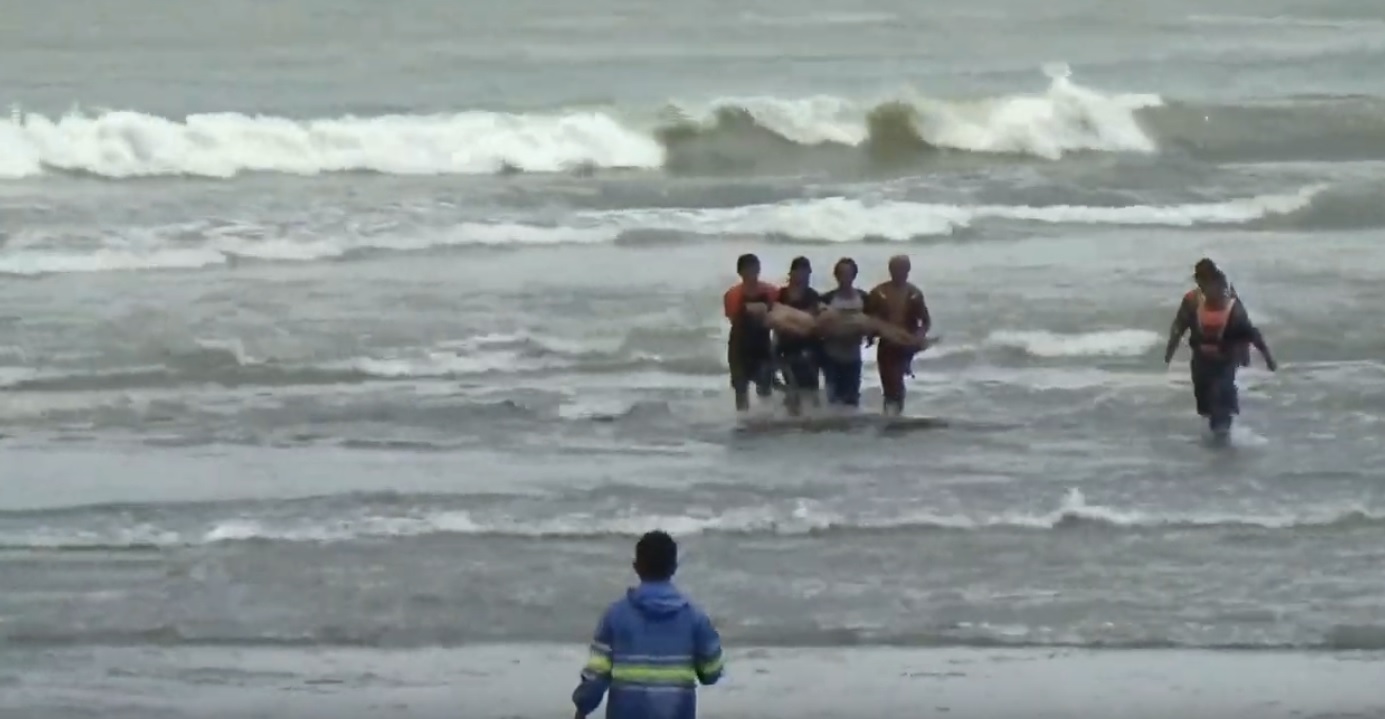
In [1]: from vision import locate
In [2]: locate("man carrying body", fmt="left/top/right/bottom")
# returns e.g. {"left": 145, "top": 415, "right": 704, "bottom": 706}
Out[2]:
{"left": 818, "top": 257, "right": 870, "bottom": 408}
{"left": 1163, "top": 269, "right": 1277, "bottom": 436}
{"left": 866, "top": 255, "right": 931, "bottom": 417}
{"left": 722, "top": 253, "right": 779, "bottom": 412}
{"left": 775, "top": 256, "right": 824, "bottom": 416}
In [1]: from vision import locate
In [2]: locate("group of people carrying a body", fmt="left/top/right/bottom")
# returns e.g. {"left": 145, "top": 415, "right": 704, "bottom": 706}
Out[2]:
{"left": 721, "top": 252, "right": 933, "bottom": 418}
{"left": 569, "top": 259, "right": 1283, "bottom": 719}
{"left": 720, "top": 252, "right": 1279, "bottom": 435}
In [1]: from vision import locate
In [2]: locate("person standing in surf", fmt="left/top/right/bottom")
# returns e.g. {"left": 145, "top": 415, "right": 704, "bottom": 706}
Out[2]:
{"left": 1163, "top": 269, "right": 1277, "bottom": 435}
{"left": 866, "top": 255, "right": 932, "bottom": 417}
{"left": 818, "top": 257, "right": 871, "bottom": 408}
{"left": 1190, "top": 258, "right": 1251, "bottom": 367}
{"left": 722, "top": 253, "right": 779, "bottom": 412}
{"left": 775, "top": 256, "right": 824, "bottom": 416}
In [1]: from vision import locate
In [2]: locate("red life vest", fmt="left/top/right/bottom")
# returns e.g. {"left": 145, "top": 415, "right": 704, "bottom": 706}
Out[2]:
{"left": 1195, "top": 293, "right": 1237, "bottom": 358}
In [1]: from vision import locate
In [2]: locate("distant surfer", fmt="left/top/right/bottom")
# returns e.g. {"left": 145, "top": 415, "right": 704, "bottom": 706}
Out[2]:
{"left": 775, "top": 256, "right": 824, "bottom": 416}
{"left": 817, "top": 258, "right": 871, "bottom": 408}
{"left": 867, "top": 255, "right": 932, "bottom": 417}
{"left": 722, "top": 253, "right": 779, "bottom": 412}
{"left": 1163, "top": 269, "right": 1277, "bottom": 436}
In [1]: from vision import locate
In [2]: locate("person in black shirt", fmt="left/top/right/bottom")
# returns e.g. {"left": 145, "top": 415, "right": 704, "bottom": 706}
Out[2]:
{"left": 776, "top": 256, "right": 824, "bottom": 416}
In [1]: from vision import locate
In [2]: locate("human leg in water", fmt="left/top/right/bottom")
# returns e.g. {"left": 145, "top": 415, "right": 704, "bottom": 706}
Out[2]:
{"left": 729, "top": 347, "right": 775, "bottom": 412}
{"left": 1192, "top": 356, "right": 1238, "bottom": 434}
{"left": 780, "top": 349, "right": 821, "bottom": 416}
{"left": 877, "top": 344, "right": 915, "bottom": 416}
{"left": 822, "top": 355, "right": 863, "bottom": 408}
{"left": 1207, "top": 362, "right": 1240, "bottom": 435}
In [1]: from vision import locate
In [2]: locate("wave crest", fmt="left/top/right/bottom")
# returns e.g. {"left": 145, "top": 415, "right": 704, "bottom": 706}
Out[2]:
{"left": 1, "top": 67, "right": 1158, "bottom": 179}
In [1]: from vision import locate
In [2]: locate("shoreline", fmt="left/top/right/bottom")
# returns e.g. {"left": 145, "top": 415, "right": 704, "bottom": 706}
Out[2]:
{"left": 4, "top": 644, "right": 1384, "bottom": 718}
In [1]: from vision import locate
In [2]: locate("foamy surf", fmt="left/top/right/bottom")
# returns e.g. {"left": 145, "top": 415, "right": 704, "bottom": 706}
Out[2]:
{"left": 578, "top": 187, "right": 1320, "bottom": 242}
{"left": 985, "top": 329, "right": 1163, "bottom": 358}
{"left": 2, "top": 488, "right": 1382, "bottom": 550}
{"left": 0, "top": 68, "right": 1159, "bottom": 179}
{"left": 0, "top": 186, "right": 1322, "bottom": 275}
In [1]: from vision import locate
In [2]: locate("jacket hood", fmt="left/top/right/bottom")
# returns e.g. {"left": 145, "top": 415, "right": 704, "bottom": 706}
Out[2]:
{"left": 626, "top": 581, "right": 689, "bottom": 619}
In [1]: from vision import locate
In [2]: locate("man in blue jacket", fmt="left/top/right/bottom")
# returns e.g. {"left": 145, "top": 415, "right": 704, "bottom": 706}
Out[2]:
{"left": 573, "top": 530, "right": 724, "bottom": 719}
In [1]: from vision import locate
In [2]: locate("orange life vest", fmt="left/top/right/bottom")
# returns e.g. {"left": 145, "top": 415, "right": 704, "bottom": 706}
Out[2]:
{"left": 1195, "top": 293, "right": 1237, "bottom": 357}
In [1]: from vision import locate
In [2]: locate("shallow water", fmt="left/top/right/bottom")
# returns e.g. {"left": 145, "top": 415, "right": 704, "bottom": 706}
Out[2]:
{"left": 2, "top": 1, "right": 1385, "bottom": 710}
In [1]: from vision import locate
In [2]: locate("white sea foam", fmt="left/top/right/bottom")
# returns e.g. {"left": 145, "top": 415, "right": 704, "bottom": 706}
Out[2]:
{"left": 0, "top": 186, "right": 1321, "bottom": 275}
{"left": 4, "top": 488, "right": 1380, "bottom": 549}
{"left": 0, "top": 67, "right": 1157, "bottom": 179}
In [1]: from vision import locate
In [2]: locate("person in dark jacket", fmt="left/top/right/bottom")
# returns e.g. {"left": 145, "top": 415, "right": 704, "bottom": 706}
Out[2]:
{"left": 573, "top": 531, "right": 724, "bottom": 719}
{"left": 776, "top": 256, "right": 824, "bottom": 415}
{"left": 1163, "top": 270, "right": 1277, "bottom": 435}
{"left": 1190, "top": 258, "right": 1250, "bottom": 367}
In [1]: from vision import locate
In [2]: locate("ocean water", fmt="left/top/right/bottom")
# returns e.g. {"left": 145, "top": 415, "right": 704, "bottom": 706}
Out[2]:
{"left": 3, "top": 0, "right": 1385, "bottom": 714}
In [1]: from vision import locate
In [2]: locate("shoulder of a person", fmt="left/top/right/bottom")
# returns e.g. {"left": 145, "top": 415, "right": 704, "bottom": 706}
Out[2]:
{"left": 683, "top": 598, "right": 713, "bottom": 623}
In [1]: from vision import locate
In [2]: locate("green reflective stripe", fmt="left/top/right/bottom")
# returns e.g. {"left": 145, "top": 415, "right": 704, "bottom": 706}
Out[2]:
{"left": 697, "top": 655, "right": 724, "bottom": 675}
{"left": 584, "top": 654, "right": 613, "bottom": 674}
{"left": 611, "top": 664, "right": 698, "bottom": 685}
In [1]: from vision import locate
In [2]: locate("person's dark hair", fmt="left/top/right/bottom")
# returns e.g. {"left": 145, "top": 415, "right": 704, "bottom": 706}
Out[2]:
{"left": 634, "top": 530, "right": 678, "bottom": 581}
{"left": 1193, "top": 258, "right": 1219, "bottom": 281}
{"left": 834, "top": 257, "right": 858, "bottom": 278}
{"left": 736, "top": 253, "right": 761, "bottom": 273}
{"left": 789, "top": 256, "right": 811, "bottom": 272}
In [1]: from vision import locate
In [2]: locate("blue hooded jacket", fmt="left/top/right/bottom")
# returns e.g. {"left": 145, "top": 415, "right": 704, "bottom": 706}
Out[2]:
{"left": 573, "top": 581, "right": 724, "bottom": 719}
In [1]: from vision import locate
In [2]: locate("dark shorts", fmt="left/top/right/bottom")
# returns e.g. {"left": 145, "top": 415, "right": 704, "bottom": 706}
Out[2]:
{"left": 776, "top": 343, "right": 820, "bottom": 391}
{"left": 729, "top": 346, "right": 775, "bottom": 397}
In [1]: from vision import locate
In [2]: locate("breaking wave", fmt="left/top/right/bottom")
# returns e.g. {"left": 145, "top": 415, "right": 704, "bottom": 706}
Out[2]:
{"left": 9, "top": 67, "right": 1385, "bottom": 182}
{"left": 0, "top": 66, "right": 1158, "bottom": 179}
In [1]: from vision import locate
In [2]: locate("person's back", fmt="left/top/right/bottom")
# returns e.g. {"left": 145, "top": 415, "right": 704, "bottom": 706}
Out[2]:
{"left": 573, "top": 531, "right": 724, "bottom": 719}
{"left": 1190, "top": 257, "right": 1250, "bottom": 367}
